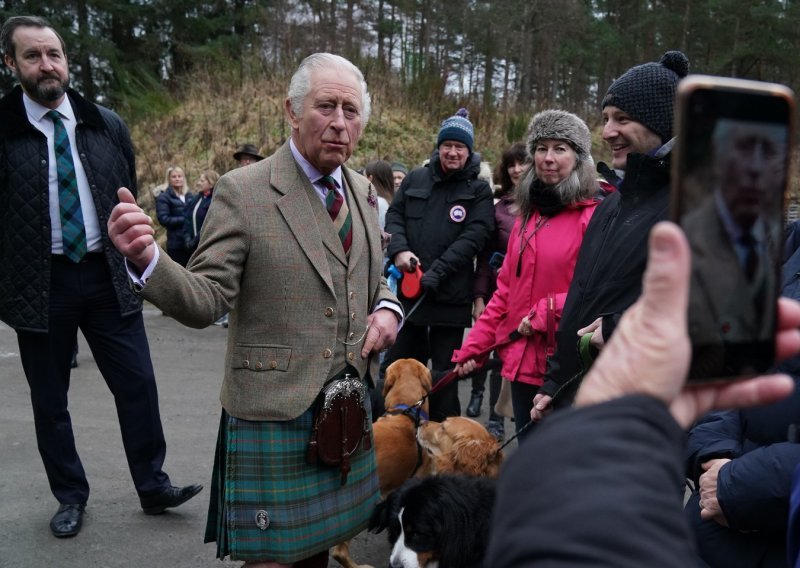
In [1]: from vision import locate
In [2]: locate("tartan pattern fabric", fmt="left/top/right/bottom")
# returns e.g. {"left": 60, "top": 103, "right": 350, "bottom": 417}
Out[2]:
{"left": 47, "top": 110, "right": 86, "bottom": 262}
{"left": 206, "top": 406, "right": 379, "bottom": 562}
{"left": 320, "top": 175, "right": 353, "bottom": 254}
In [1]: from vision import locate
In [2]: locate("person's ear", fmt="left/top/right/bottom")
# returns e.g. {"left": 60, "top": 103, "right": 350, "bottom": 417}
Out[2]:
{"left": 4, "top": 54, "right": 17, "bottom": 73}
{"left": 285, "top": 98, "right": 300, "bottom": 130}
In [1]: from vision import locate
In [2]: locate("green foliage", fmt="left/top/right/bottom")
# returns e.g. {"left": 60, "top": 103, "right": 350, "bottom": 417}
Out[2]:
{"left": 505, "top": 115, "right": 528, "bottom": 145}
{"left": 2, "top": 0, "right": 799, "bottom": 205}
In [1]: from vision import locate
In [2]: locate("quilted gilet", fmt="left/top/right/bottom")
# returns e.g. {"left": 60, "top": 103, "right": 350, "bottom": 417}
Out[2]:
{"left": 0, "top": 86, "right": 142, "bottom": 332}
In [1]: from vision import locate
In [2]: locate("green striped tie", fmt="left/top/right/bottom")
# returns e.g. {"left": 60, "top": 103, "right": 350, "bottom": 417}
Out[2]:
{"left": 47, "top": 110, "right": 87, "bottom": 262}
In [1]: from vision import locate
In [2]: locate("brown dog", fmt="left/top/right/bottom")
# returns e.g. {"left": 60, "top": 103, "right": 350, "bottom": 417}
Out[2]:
{"left": 417, "top": 416, "right": 504, "bottom": 478}
{"left": 332, "top": 361, "right": 505, "bottom": 568}
{"left": 373, "top": 358, "right": 436, "bottom": 495}
{"left": 332, "top": 359, "right": 433, "bottom": 568}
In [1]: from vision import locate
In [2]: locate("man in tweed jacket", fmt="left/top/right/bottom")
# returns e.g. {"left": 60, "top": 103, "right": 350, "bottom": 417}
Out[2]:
{"left": 109, "top": 53, "right": 401, "bottom": 567}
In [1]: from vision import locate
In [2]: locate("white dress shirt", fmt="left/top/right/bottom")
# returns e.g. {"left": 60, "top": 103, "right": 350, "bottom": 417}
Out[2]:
{"left": 23, "top": 93, "right": 102, "bottom": 254}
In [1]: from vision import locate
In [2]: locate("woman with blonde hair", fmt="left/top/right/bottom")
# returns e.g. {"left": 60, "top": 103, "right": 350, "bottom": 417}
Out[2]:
{"left": 156, "top": 166, "right": 193, "bottom": 266}
{"left": 183, "top": 169, "right": 220, "bottom": 255}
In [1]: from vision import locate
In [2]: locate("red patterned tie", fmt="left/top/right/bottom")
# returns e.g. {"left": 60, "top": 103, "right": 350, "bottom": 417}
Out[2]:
{"left": 320, "top": 175, "right": 352, "bottom": 254}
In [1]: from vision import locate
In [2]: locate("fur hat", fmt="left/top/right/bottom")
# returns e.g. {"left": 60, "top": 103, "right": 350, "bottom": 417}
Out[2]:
{"left": 527, "top": 110, "right": 593, "bottom": 162}
{"left": 601, "top": 51, "right": 690, "bottom": 142}
{"left": 437, "top": 108, "right": 474, "bottom": 151}
{"left": 233, "top": 143, "right": 264, "bottom": 162}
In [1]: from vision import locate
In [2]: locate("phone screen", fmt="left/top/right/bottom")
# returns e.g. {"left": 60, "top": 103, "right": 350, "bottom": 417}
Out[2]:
{"left": 673, "top": 78, "right": 794, "bottom": 381}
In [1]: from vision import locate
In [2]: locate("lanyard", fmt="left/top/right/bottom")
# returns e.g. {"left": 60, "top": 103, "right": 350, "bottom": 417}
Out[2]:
{"left": 516, "top": 213, "right": 547, "bottom": 277}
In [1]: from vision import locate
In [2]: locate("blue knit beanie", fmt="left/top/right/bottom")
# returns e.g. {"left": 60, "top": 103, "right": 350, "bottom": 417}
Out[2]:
{"left": 437, "top": 108, "right": 474, "bottom": 151}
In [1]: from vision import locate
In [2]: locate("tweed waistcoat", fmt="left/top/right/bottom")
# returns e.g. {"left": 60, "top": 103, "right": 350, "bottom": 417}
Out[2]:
{"left": 324, "top": 181, "right": 371, "bottom": 382}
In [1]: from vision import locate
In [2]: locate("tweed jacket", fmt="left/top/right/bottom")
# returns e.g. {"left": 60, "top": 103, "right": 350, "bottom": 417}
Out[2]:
{"left": 682, "top": 196, "right": 778, "bottom": 378}
{"left": 140, "top": 141, "right": 397, "bottom": 420}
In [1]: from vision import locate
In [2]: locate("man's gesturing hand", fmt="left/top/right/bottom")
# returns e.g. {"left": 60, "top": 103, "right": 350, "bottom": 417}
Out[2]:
{"left": 107, "top": 188, "right": 156, "bottom": 274}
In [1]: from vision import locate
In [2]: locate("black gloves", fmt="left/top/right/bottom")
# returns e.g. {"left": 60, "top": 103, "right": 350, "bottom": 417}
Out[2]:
{"left": 420, "top": 270, "right": 441, "bottom": 293}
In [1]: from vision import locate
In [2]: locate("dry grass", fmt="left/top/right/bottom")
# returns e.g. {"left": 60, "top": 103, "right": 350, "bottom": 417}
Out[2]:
{"left": 128, "top": 63, "right": 800, "bottom": 224}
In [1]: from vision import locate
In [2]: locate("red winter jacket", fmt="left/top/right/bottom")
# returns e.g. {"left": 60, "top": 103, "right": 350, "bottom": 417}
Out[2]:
{"left": 453, "top": 200, "right": 599, "bottom": 386}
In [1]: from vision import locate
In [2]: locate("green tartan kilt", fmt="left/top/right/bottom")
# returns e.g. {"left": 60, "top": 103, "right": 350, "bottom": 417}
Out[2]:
{"left": 204, "top": 404, "right": 379, "bottom": 563}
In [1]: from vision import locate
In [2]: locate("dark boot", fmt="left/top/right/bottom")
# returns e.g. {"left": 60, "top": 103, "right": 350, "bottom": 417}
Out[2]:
{"left": 466, "top": 391, "right": 483, "bottom": 417}
{"left": 486, "top": 418, "right": 505, "bottom": 442}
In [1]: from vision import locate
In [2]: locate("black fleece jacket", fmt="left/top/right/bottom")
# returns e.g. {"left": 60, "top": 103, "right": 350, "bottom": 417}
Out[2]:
{"left": 385, "top": 150, "right": 494, "bottom": 326}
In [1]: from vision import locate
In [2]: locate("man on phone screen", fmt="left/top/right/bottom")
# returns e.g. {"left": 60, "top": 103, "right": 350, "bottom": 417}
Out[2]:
{"left": 680, "top": 119, "right": 785, "bottom": 376}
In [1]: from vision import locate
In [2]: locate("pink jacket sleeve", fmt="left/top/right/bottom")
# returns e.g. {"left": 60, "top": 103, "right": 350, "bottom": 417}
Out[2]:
{"left": 452, "top": 243, "right": 516, "bottom": 365}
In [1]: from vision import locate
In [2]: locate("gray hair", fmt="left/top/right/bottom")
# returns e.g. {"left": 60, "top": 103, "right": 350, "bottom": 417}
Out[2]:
{"left": 1, "top": 15, "right": 66, "bottom": 60}
{"left": 287, "top": 53, "right": 371, "bottom": 126}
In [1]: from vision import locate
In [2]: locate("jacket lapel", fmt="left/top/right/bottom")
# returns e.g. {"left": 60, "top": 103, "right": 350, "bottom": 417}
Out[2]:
{"left": 342, "top": 168, "right": 383, "bottom": 302}
{"left": 342, "top": 176, "right": 365, "bottom": 268}
{"left": 272, "top": 143, "right": 336, "bottom": 293}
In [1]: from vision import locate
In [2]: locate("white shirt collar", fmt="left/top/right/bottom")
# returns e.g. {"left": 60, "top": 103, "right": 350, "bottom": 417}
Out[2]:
{"left": 289, "top": 137, "right": 343, "bottom": 189}
{"left": 22, "top": 92, "right": 75, "bottom": 125}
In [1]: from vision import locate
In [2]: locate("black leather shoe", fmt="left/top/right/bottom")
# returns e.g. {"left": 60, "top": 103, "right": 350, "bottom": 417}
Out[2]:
{"left": 50, "top": 503, "right": 85, "bottom": 538}
{"left": 140, "top": 484, "right": 203, "bottom": 515}
{"left": 466, "top": 393, "right": 483, "bottom": 417}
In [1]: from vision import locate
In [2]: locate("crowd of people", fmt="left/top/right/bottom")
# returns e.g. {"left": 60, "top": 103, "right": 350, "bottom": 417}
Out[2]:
{"left": 4, "top": 12, "right": 800, "bottom": 568}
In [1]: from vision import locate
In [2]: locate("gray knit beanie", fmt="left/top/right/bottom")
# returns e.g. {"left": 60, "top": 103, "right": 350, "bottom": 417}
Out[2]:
{"left": 527, "top": 110, "right": 593, "bottom": 162}
{"left": 601, "top": 51, "right": 690, "bottom": 142}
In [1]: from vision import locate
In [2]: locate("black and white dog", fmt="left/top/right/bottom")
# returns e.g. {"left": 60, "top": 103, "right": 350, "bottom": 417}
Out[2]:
{"left": 369, "top": 474, "right": 496, "bottom": 568}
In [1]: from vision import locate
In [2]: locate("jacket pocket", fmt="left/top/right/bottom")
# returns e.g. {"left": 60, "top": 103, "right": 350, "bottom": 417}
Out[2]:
{"left": 404, "top": 195, "right": 428, "bottom": 219}
{"left": 231, "top": 344, "right": 292, "bottom": 372}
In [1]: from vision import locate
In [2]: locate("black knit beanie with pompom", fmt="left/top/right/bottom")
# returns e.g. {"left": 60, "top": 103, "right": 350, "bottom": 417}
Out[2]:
{"left": 601, "top": 51, "right": 690, "bottom": 142}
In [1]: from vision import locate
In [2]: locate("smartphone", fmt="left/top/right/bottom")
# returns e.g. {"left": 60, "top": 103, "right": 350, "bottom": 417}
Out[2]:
{"left": 671, "top": 75, "right": 795, "bottom": 382}
{"left": 488, "top": 251, "right": 505, "bottom": 270}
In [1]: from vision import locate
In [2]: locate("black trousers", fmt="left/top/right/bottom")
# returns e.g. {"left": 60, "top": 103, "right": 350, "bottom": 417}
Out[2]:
{"left": 16, "top": 253, "right": 170, "bottom": 505}
{"left": 510, "top": 380, "right": 538, "bottom": 442}
{"left": 383, "top": 323, "right": 465, "bottom": 421}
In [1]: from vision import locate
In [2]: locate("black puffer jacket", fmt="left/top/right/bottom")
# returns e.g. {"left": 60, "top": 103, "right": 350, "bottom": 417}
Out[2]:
{"left": 0, "top": 86, "right": 142, "bottom": 332}
{"left": 385, "top": 151, "right": 494, "bottom": 326}
{"left": 540, "top": 150, "right": 671, "bottom": 405}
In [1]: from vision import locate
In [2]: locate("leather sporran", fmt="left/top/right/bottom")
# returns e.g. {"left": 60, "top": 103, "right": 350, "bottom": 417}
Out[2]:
{"left": 307, "top": 374, "right": 372, "bottom": 485}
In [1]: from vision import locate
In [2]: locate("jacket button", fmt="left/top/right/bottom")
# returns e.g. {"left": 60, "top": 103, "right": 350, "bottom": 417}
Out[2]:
{"left": 269, "top": 360, "right": 278, "bottom": 369}
{"left": 325, "top": 307, "right": 334, "bottom": 317}
{"left": 255, "top": 361, "right": 263, "bottom": 370}
{"left": 348, "top": 332, "right": 355, "bottom": 340}
{"left": 351, "top": 312, "right": 356, "bottom": 320}
{"left": 242, "top": 359, "right": 250, "bottom": 368}
{"left": 348, "top": 352, "right": 355, "bottom": 361}
{"left": 323, "top": 349, "right": 332, "bottom": 359}
{"left": 349, "top": 292, "right": 355, "bottom": 299}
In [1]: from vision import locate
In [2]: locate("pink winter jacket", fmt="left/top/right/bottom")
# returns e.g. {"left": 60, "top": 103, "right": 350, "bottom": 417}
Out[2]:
{"left": 452, "top": 200, "right": 600, "bottom": 386}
